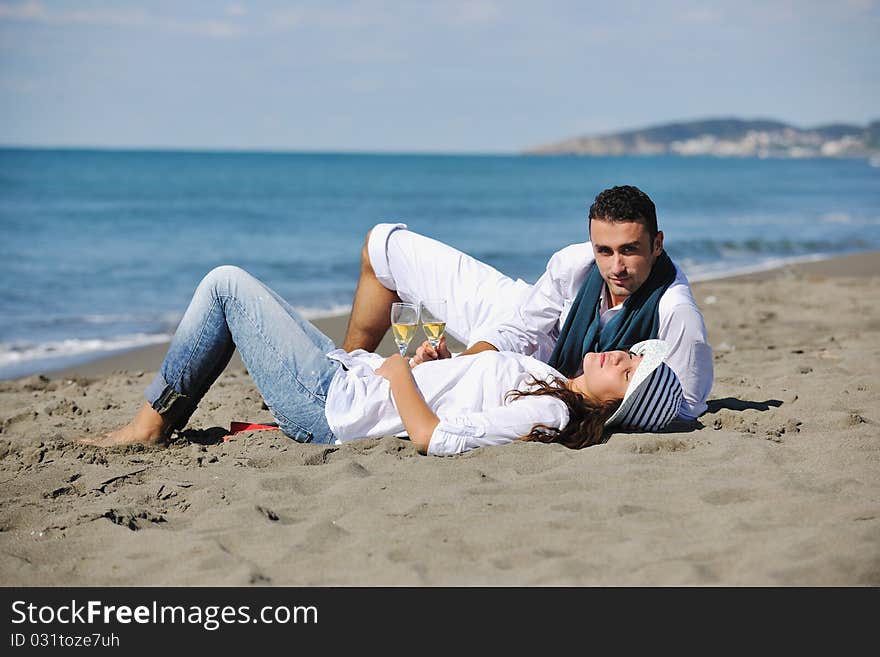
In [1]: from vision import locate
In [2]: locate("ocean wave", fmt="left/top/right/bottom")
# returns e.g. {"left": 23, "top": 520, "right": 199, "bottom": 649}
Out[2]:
{"left": 668, "top": 237, "right": 874, "bottom": 259}
{"left": 726, "top": 215, "right": 804, "bottom": 226}
{"left": 817, "top": 213, "right": 880, "bottom": 225}
{"left": 295, "top": 303, "right": 352, "bottom": 320}
{"left": 77, "top": 311, "right": 181, "bottom": 325}
{"left": 0, "top": 333, "right": 172, "bottom": 369}
{"left": 0, "top": 303, "right": 353, "bottom": 379}
{"left": 1, "top": 306, "right": 350, "bottom": 337}
{"left": 820, "top": 212, "right": 853, "bottom": 224}
{"left": 0, "top": 311, "right": 182, "bottom": 332}
{"left": 683, "top": 253, "right": 830, "bottom": 282}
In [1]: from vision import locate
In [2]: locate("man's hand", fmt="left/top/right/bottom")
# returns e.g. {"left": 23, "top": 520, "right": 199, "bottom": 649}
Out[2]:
{"left": 411, "top": 336, "right": 452, "bottom": 366}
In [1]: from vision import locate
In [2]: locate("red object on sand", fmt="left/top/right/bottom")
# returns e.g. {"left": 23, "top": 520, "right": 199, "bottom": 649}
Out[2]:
{"left": 224, "top": 422, "right": 280, "bottom": 442}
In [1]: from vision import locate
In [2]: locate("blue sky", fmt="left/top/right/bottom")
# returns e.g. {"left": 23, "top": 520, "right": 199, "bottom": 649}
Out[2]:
{"left": 1, "top": 0, "right": 878, "bottom": 152}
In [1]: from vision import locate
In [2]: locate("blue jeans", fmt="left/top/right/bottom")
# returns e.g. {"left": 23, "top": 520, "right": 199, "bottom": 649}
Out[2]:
{"left": 144, "top": 266, "right": 340, "bottom": 443}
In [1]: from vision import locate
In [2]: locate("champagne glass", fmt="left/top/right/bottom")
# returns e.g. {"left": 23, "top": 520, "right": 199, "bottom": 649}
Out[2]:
{"left": 390, "top": 302, "right": 419, "bottom": 357}
{"left": 420, "top": 299, "right": 447, "bottom": 349}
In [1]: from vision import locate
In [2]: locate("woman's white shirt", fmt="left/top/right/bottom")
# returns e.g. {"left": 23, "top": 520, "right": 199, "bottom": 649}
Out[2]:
{"left": 324, "top": 349, "right": 569, "bottom": 456}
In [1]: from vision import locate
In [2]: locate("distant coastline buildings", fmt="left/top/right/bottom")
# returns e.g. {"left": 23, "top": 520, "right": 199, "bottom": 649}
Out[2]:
{"left": 525, "top": 118, "right": 880, "bottom": 159}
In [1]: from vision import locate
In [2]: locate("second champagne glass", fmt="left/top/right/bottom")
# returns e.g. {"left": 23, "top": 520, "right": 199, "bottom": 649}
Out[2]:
{"left": 420, "top": 299, "right": 447, "bottom": 349}
{"left": 390, "top": 302, "right": 419, "bottom": 357}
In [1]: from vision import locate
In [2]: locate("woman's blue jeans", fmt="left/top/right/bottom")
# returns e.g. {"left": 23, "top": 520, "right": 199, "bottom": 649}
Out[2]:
{"left": 144, "top": 266, "right": 339, "bottom": 443}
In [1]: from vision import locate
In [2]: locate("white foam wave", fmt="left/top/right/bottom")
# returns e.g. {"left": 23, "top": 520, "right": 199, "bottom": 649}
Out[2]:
{"left": 1, "top": 303, "right": 348, "bottom": 360}
{"left": 70, "top": 306, "right": 350, "bottom": 324}
{"left": 0, "top": 333, "right": 172, "bottom": 369}
{"left": 727, "top": 215, "right": 801, "bottom": 226}
{"left": 820, "top": 212, "right": 853, "bottom": 224}
{"left": 79, "top": 311, "right": 182, "bottom": 325}
{"left": 294, "top": 303, "right": 352, "bottom": 320}
{"left": 0, "top": 304, "right": 351, "bottom": 375}
{"left": 8, "top": 311, "right": 182, "bottom": 329}
{"left": 685, "top": 252, "right": 832, "bottom": 282}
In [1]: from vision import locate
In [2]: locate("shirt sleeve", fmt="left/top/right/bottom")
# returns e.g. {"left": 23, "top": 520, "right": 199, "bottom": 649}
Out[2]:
{"left": 427, "top": 395, "right": 569, "bottom": 456}
{"left": 658, "top": 301, "right": 714, "bottom": 419}
{"left": 470, "top": 244, "right": 593, "bottom": 360}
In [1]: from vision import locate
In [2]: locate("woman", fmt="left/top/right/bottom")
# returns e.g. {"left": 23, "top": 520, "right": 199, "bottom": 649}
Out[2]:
{"left": 80, "top": 266, "right": 683, "bottom": 456}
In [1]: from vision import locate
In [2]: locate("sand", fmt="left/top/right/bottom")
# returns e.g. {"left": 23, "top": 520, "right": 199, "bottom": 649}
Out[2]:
{"left": 1, "top": 252, "right": 878, "bottom": 586}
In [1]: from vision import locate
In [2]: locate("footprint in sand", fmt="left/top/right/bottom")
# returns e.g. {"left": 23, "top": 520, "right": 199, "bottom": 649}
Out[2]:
{"left": 845, "top": 411, "right": 868, "bottom": 426}
{"left": 298, "top": 519, "right": 349, "bottom": 552}
{"left": 711, "top": 410, "right": 744, "bottom": 431}
{"left": 300, "top": 447, "right": 338, "bottom": 465}
{"left": 627, "top": 436, "right": 692, "bottom": 454}
{"left": 701, "top": 488, "right": 754, "bottom": 506}
{"left": 617, "top": 504, "right": 648, "bottom": 516}
{"left": 259, "top": 474, "right": 322, "bottom": 496}
{"left": 255, "top": 505, "right": 279, "bottom": 522}
{"left": 43, "top": 485, "right": 76, "bottom": 499}
{"left": 344, "top": 461, "right": 370, "bottom": 478}
{"left": 100, "top": 507, "right": 167, "bottom": 531}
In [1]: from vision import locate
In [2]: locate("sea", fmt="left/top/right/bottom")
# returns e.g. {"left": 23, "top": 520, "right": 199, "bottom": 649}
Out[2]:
{"left": 1, "top": 148, "right": 879, "bottom": 380}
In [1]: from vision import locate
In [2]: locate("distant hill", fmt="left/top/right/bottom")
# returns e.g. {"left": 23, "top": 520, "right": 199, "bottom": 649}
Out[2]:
{"left": 525, "top": 118, "right": 880, "bottom": 158}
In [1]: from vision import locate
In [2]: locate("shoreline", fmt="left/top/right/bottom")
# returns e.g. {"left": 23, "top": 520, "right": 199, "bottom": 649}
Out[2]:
{"left": 25, "top": 248, "right": 879, "bottom": 381}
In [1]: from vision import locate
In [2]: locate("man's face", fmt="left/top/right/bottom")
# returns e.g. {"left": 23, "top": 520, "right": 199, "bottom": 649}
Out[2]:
{"left": 589, "top": 218, "right": 663, "bottom": 304}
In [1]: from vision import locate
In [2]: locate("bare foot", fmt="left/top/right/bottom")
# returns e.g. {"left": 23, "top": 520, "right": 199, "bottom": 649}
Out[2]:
{"left": 78, "top": 402, "right": 171, "bottom": 447}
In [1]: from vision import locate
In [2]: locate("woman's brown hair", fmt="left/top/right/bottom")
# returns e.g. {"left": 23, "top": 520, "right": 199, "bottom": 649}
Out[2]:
{"left": 507, "top": 377, "right": 621, "bottom": 449}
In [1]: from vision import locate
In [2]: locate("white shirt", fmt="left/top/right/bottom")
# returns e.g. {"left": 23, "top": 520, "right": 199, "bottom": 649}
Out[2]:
{"left": 470, "top": 242, "right": 713, "bottom": 419}
{"left": 324, "top": 349, "right": 569, "bottom": 457}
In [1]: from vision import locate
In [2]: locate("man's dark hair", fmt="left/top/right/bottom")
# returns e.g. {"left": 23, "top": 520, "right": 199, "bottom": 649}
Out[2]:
{"left": 588, "top": 185, "right": 658, "bottom": 239}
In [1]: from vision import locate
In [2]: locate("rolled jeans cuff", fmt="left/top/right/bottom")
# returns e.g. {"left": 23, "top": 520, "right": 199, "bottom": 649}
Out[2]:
{"left": 367, "top": 222, "right": 407, "bottom": 291}
{"left": 145, "top": 372, "right": 197, "bottom": 433}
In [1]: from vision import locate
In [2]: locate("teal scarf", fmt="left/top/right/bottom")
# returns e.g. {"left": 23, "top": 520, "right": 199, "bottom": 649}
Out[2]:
{"left": 548, "top": 251, "right": 676, "bottom": 377}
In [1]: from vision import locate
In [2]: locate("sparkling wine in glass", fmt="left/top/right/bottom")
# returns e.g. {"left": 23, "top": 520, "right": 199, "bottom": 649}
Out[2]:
{"left": 420, "top": 299, "right": 447, "bottom": 349}
{"left": 390, "top": 302, "right": 419, "bottom": 357}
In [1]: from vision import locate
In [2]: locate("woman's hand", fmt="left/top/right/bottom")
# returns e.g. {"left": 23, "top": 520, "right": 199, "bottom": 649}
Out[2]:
{"left": 375, "top": 352, "right": 439, "bottom": 454}
{"left": 376, "top": 353, "right": 413, "bottom": 380}
{"left": 411, "top": 336, "right": 451, "bottom": 366}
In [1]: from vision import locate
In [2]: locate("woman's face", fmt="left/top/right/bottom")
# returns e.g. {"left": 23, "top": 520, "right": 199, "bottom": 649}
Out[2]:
{"left": 569, "top": 350, "right": 642, "bottom": 403}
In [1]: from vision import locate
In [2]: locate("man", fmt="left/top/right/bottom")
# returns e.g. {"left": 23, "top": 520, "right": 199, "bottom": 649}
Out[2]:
{"left": 342, "top": 185, "right": 712, "bottom": 420}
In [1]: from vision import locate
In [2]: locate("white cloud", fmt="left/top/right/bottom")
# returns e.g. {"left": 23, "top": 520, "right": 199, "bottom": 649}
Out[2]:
{"left": 0, "top": 0, "right": 41, "bottom": 20}
{"left": 346, "top": 76, "right": 385, "bottom": 92}
{"left": 165, "top": 19, "right": 246, "bottom": 38}
{"left": 0, "top": 1, "right": 148, "bottom": 27}
{"left": 0, "top": 1, "right": 245, "bottom": 37}
{"left": 845, "top": 0, "right": 879, "bottom": 12}
{"left": 270, "top": 6, "right": 373, "bottom": 32}
{"left": 340, "top": 42, "right": 405, "bottom": 63}
{"left": 681, "top": 6, "right": 724, "bottom": 24}
{"left": 269, "top": 9, "right": 306, "bottom": 30}
{"left": 441, "top": 0, "right": 502, "bottom": 28}
{"left": 225, "top": 4, "right": 248, "bottom": 18}
{"left": 726, "top": 0, "right": 879, "bottom": 24}
{"left": 0, "top": 1, "right": 505, "bottom": 41}
{"left": 0, "top": 72, "right": 40, "bottom": 92}
{"left": 268, "top": 0, "right": 503, "bottom": 34}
